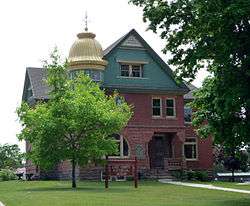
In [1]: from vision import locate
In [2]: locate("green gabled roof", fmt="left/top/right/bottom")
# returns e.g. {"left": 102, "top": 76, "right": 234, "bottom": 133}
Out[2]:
{"left": 103, "top": 29, "right": 189, "bottom": 93}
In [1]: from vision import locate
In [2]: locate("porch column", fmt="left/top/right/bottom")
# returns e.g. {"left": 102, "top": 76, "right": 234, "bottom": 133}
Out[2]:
{"left": 172, "top": 130, "right": 185, "bottom": 158}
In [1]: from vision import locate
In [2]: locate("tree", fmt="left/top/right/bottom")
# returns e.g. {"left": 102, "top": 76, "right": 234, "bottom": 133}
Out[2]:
{"left": 130, "top": 0, "right": 250, "bottom": 161}
{"left": 0, "top": 144, "right": 23, "bottom": 169}
{"left": 17, "top": 50, "right": 132, "bottom": 188}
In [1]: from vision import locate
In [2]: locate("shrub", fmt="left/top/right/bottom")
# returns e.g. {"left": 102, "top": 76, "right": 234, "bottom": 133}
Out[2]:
{"left": 171, "top": 170, "right": 209, "bottom": 181}
{"left": 0, "top": 169, "right": 17, "bottom": 181}
{"left": 194, "top": 171, "right": 208, "bottom": 181}
{"left": 171, "top": 170, "right": 187, "bottom": 180}
{"left": 186, "top": 170, "right": 196, "bottom": 180}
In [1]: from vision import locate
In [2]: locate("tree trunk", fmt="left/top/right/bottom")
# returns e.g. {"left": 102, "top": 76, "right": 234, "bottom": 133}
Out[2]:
{"left": 72, "top": 158, "right": 76, "bottom": 188}
{"left": 232, "top": 168, "right": 235, "bottom": 182}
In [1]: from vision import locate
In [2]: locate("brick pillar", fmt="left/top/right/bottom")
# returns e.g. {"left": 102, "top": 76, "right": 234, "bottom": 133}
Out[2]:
{"left": 173, "top": 130, "right": 185, "bottom": 158}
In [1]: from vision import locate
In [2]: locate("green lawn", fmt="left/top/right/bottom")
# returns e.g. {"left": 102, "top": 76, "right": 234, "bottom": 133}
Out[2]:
{"left": 209, "top": 181, "right": 250, "bottom": 191}
{"left": 0, "top": 180, "right": 250, "bottom": 206}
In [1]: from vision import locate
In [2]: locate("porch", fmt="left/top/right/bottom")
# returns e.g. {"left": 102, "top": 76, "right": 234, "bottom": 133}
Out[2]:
{"left": 148, "top": 132, "right": 186, "bottom": 171}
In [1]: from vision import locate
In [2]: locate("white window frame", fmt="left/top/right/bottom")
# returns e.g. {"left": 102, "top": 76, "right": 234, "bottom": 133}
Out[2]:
{"left": 152, "top": 97, "right": 162, "bottom": 118}
{"left": 183, "top": 137, "right": 198, "bottom": 161}
{"left": 120, "top": 64, "right": 143, "bottom": 78}
{"left": 166, "top": 98, "right": 176, "bottom": 118}
{"left": 110, "top": 135, "right": 130, "bottom": 158}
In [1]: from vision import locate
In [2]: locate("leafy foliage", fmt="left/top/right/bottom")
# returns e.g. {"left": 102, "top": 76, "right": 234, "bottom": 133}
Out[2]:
{"left": 0, "top": 168, "right": 17, "bottom": 181}
{"left": 130, "top": 0, "right": 250, "bottom": 157}
{"left": 17, "top": 49, "right": 132, "bottom": 187}
{"left": 171, "top": 170, "right": 209, "bottom": 181}
{"left": 0, "top": 144, "right": 23, "bottom": 169}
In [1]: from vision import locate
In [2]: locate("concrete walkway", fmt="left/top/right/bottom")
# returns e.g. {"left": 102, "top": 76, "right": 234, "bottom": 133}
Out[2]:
{"left": 0, "top": 202, "right": 5, "bottom": 206}
{"left": 159, "top": 179, "right": 250, "bottom": 194}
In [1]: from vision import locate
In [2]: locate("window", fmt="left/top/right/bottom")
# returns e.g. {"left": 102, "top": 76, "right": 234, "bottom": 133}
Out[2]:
{"left": 184, "top": 105, "right": 192, "bottom": 123}
{"left": 85, "top": 70, "right": 102, "bottom": 82}
{"left": 111, "top": 134, "right": 129, "bottom": 158}
{"left": 152, "top": 98, "right": 162, "bottom": 117}
{"left": 121, "top": 65, "right": 130, "bottom": 77}
{"left": 166, "top": 98, "right": 176, "bottom": 117}
{"left": 120, "top": 64, "right": 143, "bottom": 78}
{"left": 184, "top": 137, "right": 197, "bottom": 160}
{"left": 131, "top": 65, "right": 141, "bottom": 77}
{"left": 69, "top": 70, "right": 102, "bottom": 81}
{"left": 91, "top": 70, "right": 102, "bottom": 81}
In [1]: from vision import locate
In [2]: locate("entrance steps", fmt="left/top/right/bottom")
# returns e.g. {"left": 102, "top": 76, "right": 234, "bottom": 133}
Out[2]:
{"left": 148, "top": 169, "right": 175, "bottom": 180}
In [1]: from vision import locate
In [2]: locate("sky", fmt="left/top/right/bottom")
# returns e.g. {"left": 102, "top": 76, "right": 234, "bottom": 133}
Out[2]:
{"left": 0, "top": 0, "right": 208, "bottom": 151}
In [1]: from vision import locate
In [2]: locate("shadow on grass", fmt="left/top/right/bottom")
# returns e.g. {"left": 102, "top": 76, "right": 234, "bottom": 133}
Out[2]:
{"left": 219, "top": 199, "right": 250, "bottom": 206}
{"left": 21, "top": 186, "right": 131, "bottom": 193}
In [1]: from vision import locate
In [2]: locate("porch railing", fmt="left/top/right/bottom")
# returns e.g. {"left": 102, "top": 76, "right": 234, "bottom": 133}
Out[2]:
{"left": 164, "top": 158, "right": 187, "bottom": 171}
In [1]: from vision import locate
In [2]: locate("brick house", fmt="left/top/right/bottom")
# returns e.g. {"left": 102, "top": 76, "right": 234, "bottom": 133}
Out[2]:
{"left": 22, "top": 28, "right": 213, "bottom": 179}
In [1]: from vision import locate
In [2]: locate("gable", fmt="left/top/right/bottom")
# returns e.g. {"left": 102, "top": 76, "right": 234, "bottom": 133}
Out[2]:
{"left": 121, "top": 35, "right": 143, "bottom": 48}
{"left": 22, "top": 71, "right": 32, "bottom": 101}
{"left": 22, "top": 67, "right": 49, "bottom": 102}
{"left": 103, "top": 29, "right": 189, "bottom": 94}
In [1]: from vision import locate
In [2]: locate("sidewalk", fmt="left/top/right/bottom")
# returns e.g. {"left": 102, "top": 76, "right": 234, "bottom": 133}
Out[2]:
{"left": 159, "top": 179, "right": 250, "bottom": 194}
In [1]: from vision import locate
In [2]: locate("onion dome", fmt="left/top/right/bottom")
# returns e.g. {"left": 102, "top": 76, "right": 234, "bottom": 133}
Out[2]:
{"left": 68, "top": 31, "right": 107, "bottom": 70}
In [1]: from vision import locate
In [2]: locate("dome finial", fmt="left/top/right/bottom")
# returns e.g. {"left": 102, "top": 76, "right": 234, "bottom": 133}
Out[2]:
{"left": 84, "top": 11, "right": 88, "bottom": 32}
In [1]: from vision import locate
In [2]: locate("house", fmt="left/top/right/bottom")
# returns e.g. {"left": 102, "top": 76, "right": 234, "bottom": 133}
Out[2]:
{"left": 22, "top": 28, "right": 213, "bottom": 179}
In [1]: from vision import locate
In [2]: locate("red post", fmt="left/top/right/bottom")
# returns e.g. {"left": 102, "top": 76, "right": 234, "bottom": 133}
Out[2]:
{"left": 134, "top": 157, "right": 138, "bottom": 188}
{"left": 105, "top": 156, "right": 109, "bottom": 189}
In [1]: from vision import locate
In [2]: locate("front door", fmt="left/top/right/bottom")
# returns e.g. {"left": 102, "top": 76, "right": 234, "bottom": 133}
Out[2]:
{"left": 149, "top": 136, "right": 165, "bottom": 169}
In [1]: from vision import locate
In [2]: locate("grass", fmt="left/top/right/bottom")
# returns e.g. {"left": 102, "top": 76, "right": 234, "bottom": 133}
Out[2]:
{"left": 0, "top": 180, "right": 250, "bottom": 206}
{"left": 208, "top": 181, "right": 250, "bottom": 191}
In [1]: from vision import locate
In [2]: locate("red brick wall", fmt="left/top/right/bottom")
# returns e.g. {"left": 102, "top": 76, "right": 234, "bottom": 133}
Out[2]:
{"left": 122, "top": 93, "right": 184, "bottom": 127}
{"left": 25, "top": 92, "right": 214, "bottom": 179}
{"left": 119, "top": 92, "right": 213, "bottom": 171}
{"left": 185, "top": 125, "right": 213, "bottom": 170}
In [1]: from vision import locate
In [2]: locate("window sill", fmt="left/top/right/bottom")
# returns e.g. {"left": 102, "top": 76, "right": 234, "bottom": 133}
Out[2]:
{"left": 185, "top": 158, "right": 198, "bottom": 161}
{"left": 108, "top": 156, "right": 130, "bottom": 159}
{"left": 166, "top": 116, "right": 177, "bottom": 120}
{"left": 116, "top": 76, "right": 149, "bottom": 80}
{"left": 152, "top": 116, "right": 164, "bottom": 119}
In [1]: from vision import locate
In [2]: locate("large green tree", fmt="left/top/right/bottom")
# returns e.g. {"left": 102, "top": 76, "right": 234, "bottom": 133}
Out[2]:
{"left": 17, "top": 50, "right": 132, "bottom": 188}
{"left": 0, "top": 144, "right": 23, "bottom": 170}
{"left": 130, "top": 0, "right": 250, "bottom": 157}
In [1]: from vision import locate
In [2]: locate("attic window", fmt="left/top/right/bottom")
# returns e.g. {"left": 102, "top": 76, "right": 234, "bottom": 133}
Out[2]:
{"left": 120, "top": 64, "right": 143, "bottom": 78}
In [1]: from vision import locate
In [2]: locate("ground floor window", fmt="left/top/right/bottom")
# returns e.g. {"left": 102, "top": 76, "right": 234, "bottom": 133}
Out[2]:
{"left": 183, "top": 137, "right": 197, "bottom": 160}
{"left": 111, "top": 134, "right": 129, "bottom": 158}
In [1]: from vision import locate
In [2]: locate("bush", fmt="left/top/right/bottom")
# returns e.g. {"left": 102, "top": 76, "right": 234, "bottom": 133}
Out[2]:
{"left": 186, "top": 170, "right": 196, "bottom": 180}
{"left": 172, "top": 170, "right": 209, "bottom": 182}
{"left": 0, "top": 169, "right": 17, "bottom": 181}
{"left": 171, "top": 170, "right": 187, "bottom": 180}
{"left": 194, "top": 171, "right": 208, "bottom": 181}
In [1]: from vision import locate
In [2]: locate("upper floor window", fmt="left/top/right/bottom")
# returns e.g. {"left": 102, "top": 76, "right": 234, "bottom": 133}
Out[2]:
{"left": 184, "top": 104, "right": 192, "bottom": 123}
{"left": 110, "top": 134, "right": 129, "bottom": 158}
{"left": 120, "top": 64, "right": 143, "bottom": 78}
{"left": 166, "top": 98, "right": 176, "bottom": 117}
{"left": 69, "top": 69, "right": 103, "bottom": 82}
{"left": 152, "top": 98, "right": 162, "bottom": 117}
{"left": 85, "top": 70, "right": 102, "bottom": 82}
{"left": 183, "top": 137, "right": 197, "bottom": 160}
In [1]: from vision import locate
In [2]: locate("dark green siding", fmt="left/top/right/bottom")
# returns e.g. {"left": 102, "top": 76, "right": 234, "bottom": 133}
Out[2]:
{"left": 103, "top": 47, "right": 181, "bottom": 91}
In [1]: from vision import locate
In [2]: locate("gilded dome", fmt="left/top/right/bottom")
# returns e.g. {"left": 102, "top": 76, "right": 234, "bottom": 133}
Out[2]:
{"left": 68, "top": 31, "right": 107, "bottom": 70}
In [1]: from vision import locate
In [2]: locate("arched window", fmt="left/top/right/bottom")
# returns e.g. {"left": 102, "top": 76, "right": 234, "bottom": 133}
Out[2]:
{"left": 111, "top": 134, "right": 129, "bottom": 158}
